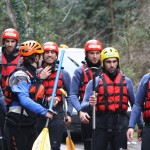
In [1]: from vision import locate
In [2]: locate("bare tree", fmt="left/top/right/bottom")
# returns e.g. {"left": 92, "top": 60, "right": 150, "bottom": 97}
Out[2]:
{"left": 3, "top": 0, "right": 17, "bottom": 28}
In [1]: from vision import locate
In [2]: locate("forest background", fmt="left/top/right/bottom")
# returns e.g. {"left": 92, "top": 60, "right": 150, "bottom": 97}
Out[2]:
{"left": 1, "top": 0, "right": 150, "bottom": 90}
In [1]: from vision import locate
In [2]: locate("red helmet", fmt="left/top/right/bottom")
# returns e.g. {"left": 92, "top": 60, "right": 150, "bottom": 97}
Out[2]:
{"left": 43, "top": 42, "right": 59, "bottom": 54}
{"left": 84, "top": 39, "right": 103, "bottom": 53}
{"left": 18, "top": 40, "right": 44, "bottom": 57}
{"left": 2, "top": 28, "right": 19, "bottom": 44}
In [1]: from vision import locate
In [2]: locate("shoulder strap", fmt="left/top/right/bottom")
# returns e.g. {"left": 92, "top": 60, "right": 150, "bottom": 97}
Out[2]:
{"left": 83, "top": 63, "right": 92, "bottom": 81}
{"left": 0, "top": 47, "right": 2, "bottom": 65}
{"left": 0, "top": 47, "right": 2, "bottom": 83}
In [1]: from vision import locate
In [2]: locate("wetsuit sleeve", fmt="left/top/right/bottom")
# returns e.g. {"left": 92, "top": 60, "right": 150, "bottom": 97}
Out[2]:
{"left": 9, "top": 71, "right": 48, "bottom": 116}
{"left": 81, "top": 77, "right": 99, "bottom": 112}
{"left": 126, "top": 77, "right": 135, "bottom": 107}
{"left": 70, "top": 67, "right": 83, "bottom": 112}
{"left": 62, "top": 70, "right": 72, "bottom": 115}
{"left": 128, "top": 74, "right": 149, "bottom": 128}
{"left": 0, "top": 86, "right": 6, "bottom": 113}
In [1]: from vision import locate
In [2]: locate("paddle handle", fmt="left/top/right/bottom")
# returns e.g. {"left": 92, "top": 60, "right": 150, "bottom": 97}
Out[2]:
{"left": 92, "top": 92, "right": 96, "bottom": 129}
{"left": 49, "top": 50, "right": 65, "bottom": 110}
{"left": 60, "top": 88, "right": 72, "bottom": 138}
{"left": 92, "top": 71, "right": 96, "bottom": 130}
{"left": 62, "top": 94, "right": 67, "bottom": 117}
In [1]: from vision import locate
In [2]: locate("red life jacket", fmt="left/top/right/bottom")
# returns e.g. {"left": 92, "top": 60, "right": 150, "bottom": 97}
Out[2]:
{"left": 79, "top": 63, "right": 93, "bottom": 101}
{"left": 143, "top": 79, "right": 150, "bottom": 120}
{"left": 96, "top": 72, "right": 129, "bottom": 112}
{"left": 42, "top": 71, "right": 63, "bottom": 103}
{"left": 1, "top": 53, "right": 21, "bottom": 90}
{"left": 4, "top": 67, "right": 45, "bottom": 105}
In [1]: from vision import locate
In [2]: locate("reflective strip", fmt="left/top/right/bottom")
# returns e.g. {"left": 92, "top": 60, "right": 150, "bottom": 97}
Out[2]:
{"left": 9, "top": 106, "right": 28, "bottom": 116}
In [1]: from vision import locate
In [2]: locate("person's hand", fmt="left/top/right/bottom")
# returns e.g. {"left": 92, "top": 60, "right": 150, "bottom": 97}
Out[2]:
{"left": 64, "top": 116, "right": 72, "bottom": 126}
{"left": 137, "top": 128, "right": 143, "bottom": 141}
{"left": 45, "top": 111, "right": 53, "bottom": 119}
{"left": 40, "top": 66, "right": 51, "bottom": 79}
{"left": 89, "top": 93, "right": 98, "bottom": 107}
{"left": 47, "top": 96, "right": 60, "bottom": 107}
{"left": 79, "top": 111, "right": 90, "bottom": 124}
{"left": 127, "top": 128, "right": 134, "bottom": 141}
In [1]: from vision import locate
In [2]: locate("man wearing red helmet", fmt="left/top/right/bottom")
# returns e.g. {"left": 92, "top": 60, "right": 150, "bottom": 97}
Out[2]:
{"left": 36, "top": 42, "right": 72, "bottom": 150}
{"left": 1, "top": 28, "right": 22, "bottom": 91}
{"left": 70, "top": 39, "right": 103, "bottom": 150}
{"left": 0, "top": 28, "right": 21, "bottom": 149}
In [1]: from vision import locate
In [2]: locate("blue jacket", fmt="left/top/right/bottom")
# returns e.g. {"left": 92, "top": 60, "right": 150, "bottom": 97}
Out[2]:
{"left": 61, "top": 70, "right": 73, "bottom": 115}
{"left": 0, "top": 86, "right": 6, "bottom": 113}
{"left": 70, "top": 66, "right": 83, "bottom": 113}
{"left": 8, "top": 69, "right": 48, "bottom": 116}
{"left": 128, "top": 73, "right": 150, "bottom": 128}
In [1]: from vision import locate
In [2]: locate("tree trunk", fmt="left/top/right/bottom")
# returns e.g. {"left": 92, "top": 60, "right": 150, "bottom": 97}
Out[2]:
{"left": 3, "top": 0, "right": 17, "bottom": 28}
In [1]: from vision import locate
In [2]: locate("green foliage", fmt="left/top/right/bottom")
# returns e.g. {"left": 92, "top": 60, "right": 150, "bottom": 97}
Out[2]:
{"left": 10, "top": 0, "right": 26, "bottom": 43}
{"left": 0, "top": 1, "right": 11, "bottom": 32}
{"left": 0, "top": 0, "right": 150, "bottom": 87}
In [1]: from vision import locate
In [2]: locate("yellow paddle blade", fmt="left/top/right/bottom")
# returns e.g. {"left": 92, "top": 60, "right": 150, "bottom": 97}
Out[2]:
{"left": 32, "top": 127, "right": 50, "bottom": 150}
{"left": 60, "top": 44, "right": 69, "bottom": 49}
{"left": 59, "top": 88, "right": 67, "bottom": 97}
{"left": 66, "top": 137, "right": 76, "bottom": 150}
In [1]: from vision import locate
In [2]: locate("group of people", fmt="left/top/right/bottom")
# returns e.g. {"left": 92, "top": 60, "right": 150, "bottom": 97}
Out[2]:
{"left": 0, "top": 27, "right": 149, "bottom": 150}
{"left": 0, "top": 28, "right": 71, "bottom": 150}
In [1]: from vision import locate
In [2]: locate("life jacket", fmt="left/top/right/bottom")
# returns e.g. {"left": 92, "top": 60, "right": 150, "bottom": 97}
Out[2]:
{"left": 79, "top": 63, "right": 93, "bottom": 101}
{"left": 1, "top": 50, "right": 22, "bottom": 90}
{"left": 143, "top": 77, "right": 150, "bottom": 121}
{"left": 96, "top": 72, "right": 129, "bottom": 112}
{"left": 4, "top": 67, "right": 45, "bottom": 106}
{"left": 79, "top": 63, "right": 101, "bottom": 101}
{"left": 42, "top": 70, "right": 64, "bottom": 105}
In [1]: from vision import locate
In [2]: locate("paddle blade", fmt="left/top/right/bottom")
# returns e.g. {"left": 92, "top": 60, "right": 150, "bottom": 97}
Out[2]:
{"left": 32, "top": 127, "right": 50, "bottom": 150}
{"left": 66, "top": 137, "right": 76, "bottom": 150}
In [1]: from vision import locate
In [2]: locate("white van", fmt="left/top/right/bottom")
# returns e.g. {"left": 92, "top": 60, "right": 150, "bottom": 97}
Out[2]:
{"left": 59, "top": 48, "right": 85, "bottom": 77}
{"left": 59, "top": 48, "right": 85, "bottom": 133}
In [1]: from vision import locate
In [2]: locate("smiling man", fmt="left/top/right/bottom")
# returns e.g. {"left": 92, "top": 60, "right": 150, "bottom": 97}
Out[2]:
{"left": 36, "top": 41, "right": 72, "bottom": 150}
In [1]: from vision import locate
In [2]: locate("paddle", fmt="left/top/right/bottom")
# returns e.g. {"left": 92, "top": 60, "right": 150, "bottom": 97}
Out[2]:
{"left": 32, "top": 48, "right": 65, "bottom": 150}
{"left": 89, "top": 67, "right": 99, "bottom": 150}
{"left": 59, "top": 88, "right": 76, "bottom": 150}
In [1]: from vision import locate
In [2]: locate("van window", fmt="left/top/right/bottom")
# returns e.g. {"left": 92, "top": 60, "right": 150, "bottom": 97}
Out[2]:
{"left": 58, "top": 48, "right": 85, "bottom": 77}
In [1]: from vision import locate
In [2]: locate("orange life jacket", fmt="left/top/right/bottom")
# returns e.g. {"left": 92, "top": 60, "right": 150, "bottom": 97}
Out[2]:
{"left": 143, "top": 79, "right": 150, "bottom": 120}
{"left": 1, "top": 53, "right": 22, "bottom": 90}
{"left": 79, "top": 63, "right": 93, "bottom": 101}
{"left": 96, "top": 72, "right": 129, "bottom": 112}
{"left": 42, "top": 71, "right": 63, "bottom": 104}
{"left": 4, "top": 67, "right": 45, "bottom": 105}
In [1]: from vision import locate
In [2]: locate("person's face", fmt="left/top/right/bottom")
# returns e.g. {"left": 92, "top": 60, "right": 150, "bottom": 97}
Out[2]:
{"left": 104, "top": 58, "right": 118, "bottom": 73}
{"left": 38, "top": 54, "right": 43, "bottom": 68}
{"left": 43, "top": 50, "right": 57, "bottom": 65}
{"left": 4, "top": 39, "right": 17, "bottom": 55}
{"left": 87, "top": 51, "right": 100, "bottom": 64}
